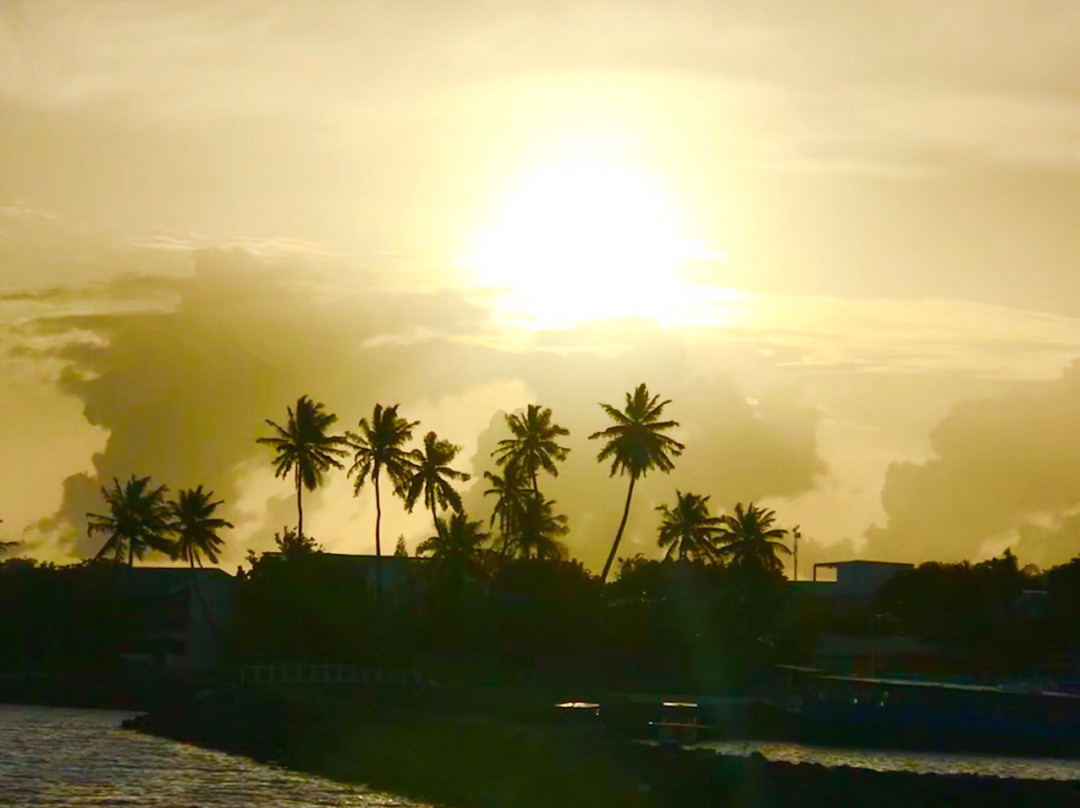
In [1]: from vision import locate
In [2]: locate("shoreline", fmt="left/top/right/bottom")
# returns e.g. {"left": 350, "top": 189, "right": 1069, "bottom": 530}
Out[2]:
{"left": 121, "top": 684, "right": 1080, "bottom": 808}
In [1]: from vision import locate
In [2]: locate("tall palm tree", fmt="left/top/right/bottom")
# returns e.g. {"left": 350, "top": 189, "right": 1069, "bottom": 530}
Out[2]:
{"left": 656, "top": 490, "right": 722, "bottom": 563}
{"left": 345, "top": 403, "right": 419, "bottom": 560}
{"left": 88, "top": 475, "right": 175, "bottom": 566}
{"left": 492, "top": 404, "right": 570, "bottom": 495}
{"left": 589, "top": 383, "right": 685, "bottom": 582}
{"left": 517, "top": 494, "right": 569, "bottom": 561}
{"left": 715, "top": 502, "right": 791, "bottom": 574}
{"left": 257, "top": 395, "right": 347, "bottom": 540}
{"left": 171, "top": 485, "right": 234, "bottom": 568}
{"left": 483, "top": 466, "right": 531, "bottom": 556}
{"left": 403, "top": 431, "right": 470, "bottom": 533}
{"left": 416, "top": 512, "right": 489, "bottom": 577}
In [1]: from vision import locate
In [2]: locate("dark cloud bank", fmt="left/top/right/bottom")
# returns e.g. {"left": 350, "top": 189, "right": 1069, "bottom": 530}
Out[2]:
{"left": 27, "top": 249, "right": 822, "bottom": 570}
{"left": 21, "top": 247, "right": 1080, "bottom": 571}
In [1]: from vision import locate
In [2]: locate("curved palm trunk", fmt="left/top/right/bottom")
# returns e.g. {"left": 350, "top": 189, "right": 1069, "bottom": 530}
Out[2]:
{"left": 373, "top": 471, "right": 383, "bottom": 600}
{"left": 128, "top": 541, "right": 134, "bottom": 568}
{"left": 600, "top": 474, "right": 637, "bottom": 583}
{"left": 295, "top": 465, "right": 304, "bottom": 540}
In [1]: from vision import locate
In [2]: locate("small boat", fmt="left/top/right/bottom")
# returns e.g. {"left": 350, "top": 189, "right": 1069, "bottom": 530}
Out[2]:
{"left": 648, "top": 700, "right": 706, "bottom": 745}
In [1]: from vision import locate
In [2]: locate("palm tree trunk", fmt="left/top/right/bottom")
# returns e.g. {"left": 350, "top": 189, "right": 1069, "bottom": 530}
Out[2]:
{"left": 374, "top": 472, "right": 383, "bottom": 601}
{"left": 431, "top": 499, "right": 440, "bottom": 536}
{"left": 128, "top": 541, "right": 133, "bottom": 568}
{"left": 295, "top": 465, "right": 304, "bottom": 540}
{"left": 600, "top": 474, "right": 637, "bottom": 583}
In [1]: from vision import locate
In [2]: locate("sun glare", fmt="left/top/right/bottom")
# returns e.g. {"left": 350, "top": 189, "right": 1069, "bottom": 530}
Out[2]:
{"left": 461, "top": 153, "right": 723, "bottom": 327}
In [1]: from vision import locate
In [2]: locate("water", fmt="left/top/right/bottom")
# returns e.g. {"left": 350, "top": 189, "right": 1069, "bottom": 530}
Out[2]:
{"left": 702, "top": 739, "right": 1080, "bottom": 781}
{"left": 0, "top": 704, "right": 431, "bottom": 807}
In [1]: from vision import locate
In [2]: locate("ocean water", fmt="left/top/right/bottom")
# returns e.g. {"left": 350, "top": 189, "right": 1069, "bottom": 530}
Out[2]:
{"left": 701, "top": 739, "right": 1080, "bottom": 781}
{"left": 0, "top": 703, "right": 430, "bottom": 807}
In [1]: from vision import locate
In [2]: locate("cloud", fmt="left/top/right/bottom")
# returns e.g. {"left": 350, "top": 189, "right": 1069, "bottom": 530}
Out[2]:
{"left": 3, "top": 241, "right": 826, "bottom": 569}
{"left": 864, "top": 360, "right": 1080, "bottom": 565}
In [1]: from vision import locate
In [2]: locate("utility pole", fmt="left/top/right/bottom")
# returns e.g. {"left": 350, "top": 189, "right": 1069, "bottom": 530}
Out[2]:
{"left": 792, "top": 525, "right": 801, "bottom": 581}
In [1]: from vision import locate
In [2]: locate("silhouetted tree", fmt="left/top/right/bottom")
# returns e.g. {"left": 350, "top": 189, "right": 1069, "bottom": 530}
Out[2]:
{"left": 715, "top": 502, "right": 790, "bottom": 573}
{"left": 403, "top": 431, "right": 470, "bottom": 534}
{"left": 417, "top": 512, "right": 489, "bottom": 577}
{"left": 393, "top": 535, "right": 409, "bottom": 557}
{"left": 656, "top": 491, "right": 722, "bottom": 563}
{"left": 345, "top": 403, "right": 419, "bottom": 560}
{"left": 517, "top": 494, "right": 569, "bottom": 560}
{"left": 257, "top": 395, "right": 347, "bottom": 540}
{"left": 589, "top": 383, "right": 685, "bottom": 582}
{"left": 171, "top": 485, "right": 233, "bottom": 568}
{"left": 87, "top": 475, "right": 175, "bottom": 566}
{"left": 493, "top": 404, "right": 570, "bottom": 495}
{"left": 484, "top": 466, "right": 530, "bottom": 555}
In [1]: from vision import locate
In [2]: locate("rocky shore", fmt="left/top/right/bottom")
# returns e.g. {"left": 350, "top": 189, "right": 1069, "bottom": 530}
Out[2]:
{"left": 125, "top": 685, "right": 1080, "bottom": 808}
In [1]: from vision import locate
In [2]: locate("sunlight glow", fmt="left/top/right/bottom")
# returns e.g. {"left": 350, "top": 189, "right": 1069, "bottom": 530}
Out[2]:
{"left": 461, "top": 153, "right": 728, "bottom": 327}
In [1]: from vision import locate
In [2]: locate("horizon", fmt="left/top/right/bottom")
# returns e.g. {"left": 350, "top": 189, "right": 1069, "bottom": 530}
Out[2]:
{"left": 4, "top": 1, "right": 1080, "bottom": 574}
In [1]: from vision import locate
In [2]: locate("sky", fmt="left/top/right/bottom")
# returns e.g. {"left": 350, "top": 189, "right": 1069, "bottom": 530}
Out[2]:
{"left": 3, "top": 0, "right": 1080, "bottom": 573}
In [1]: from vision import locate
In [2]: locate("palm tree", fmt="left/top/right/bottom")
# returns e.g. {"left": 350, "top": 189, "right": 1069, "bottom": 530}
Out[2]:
{"left": 492, "top": 404, "right": 570, "bottom": 495}
{"left": 517, "top": 494, "right": 569, "bottom": 561}
{"left": 345, "top": 403, "right": 419, "bottom": 560}
{"left": 714, "top": 502, "right": 791, "bottom": 574}
{"left": 483, "top": 466, "right": 531, "bottom": 555}
{"left": 656, "top": 490, "right": 722, "bottom": 563}
{"left": 171, "top": 485, "right": 234, "bottom": 568}
{"left": 403, "top": 431, "right": 470, "bottom": 534}
{"left": 589, "top": 383, "right": 685, "bottom": 582}
{"left": 88, "top": 475, "right": 175, "bottom": 566}
{"left": 257, "top": 395, "right": 348, "bottom": 540}
{"left": 416, "top": 512, "right": 489, "bottom": 576}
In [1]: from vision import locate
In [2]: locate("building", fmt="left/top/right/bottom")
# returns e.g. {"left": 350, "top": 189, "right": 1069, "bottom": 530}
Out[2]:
{"left": 118, "top": 567, "right": 236, "bottom": 674}
{"left": 812, "top": 560, "right": 914, "bottom": 597}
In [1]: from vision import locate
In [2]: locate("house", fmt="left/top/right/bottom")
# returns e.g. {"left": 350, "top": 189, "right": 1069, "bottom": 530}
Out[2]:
{"left": 118, "top": 567, "right": 235, "bottom": 674}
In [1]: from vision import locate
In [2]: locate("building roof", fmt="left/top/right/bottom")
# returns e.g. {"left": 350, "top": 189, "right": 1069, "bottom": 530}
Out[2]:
{"left": 120, "top": 566, "right": 234, "bottom": 597}
{"left": 813, "top": 560, "right": 914, "bottom": 569}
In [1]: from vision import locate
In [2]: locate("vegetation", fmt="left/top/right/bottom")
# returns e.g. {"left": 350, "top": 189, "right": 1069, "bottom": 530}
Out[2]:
{"left": 16, "top": 381, "right": 1080, "bottom": 694}
{"left": 402, "top": 431, "right": 470, "bottom": 533}
{"left": 715, "top": 502, "right": 792, "bottom": 573}
{"left": 257, "top": 395, "right": 348, "bottom": 540}
{"left": 345, "top": 403, "right": 418, "bottom": 561}
{"left": 171, "top": 485, "right": 233, "bottom": 568}
{"left": 492, "top": 403, "right": 570, "bottom": 495}
{"left": 655, "top": 491, "right": 723, "bottom": 563}
{"left": 589, "top": 383, "right": 685, "bottom": 582}
{"left": 88, "top": 475, "right": 174, "bottom": 566}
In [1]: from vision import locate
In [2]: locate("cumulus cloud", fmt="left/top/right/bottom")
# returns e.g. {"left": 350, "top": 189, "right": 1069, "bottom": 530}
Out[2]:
{"left": 864, "top": 360, "right": 1080, "bottom": 565}
{"left": 4, "top": 243, "right": 827, "bottom": 569}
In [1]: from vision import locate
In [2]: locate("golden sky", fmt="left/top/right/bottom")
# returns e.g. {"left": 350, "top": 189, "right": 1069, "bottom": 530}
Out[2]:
{"left": 3, "top": 1, "right": 1080, "bottom": 571}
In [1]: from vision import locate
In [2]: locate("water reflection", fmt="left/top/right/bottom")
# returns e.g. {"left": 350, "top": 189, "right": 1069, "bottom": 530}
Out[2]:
{"left": 702, "top": 739, "right": 1080, "bottom": 781}
{"left": 0, "top": 704, "right": 430, "bottom": 807}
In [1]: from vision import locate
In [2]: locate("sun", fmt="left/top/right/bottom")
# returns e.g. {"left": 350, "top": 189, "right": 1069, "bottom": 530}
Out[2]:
{"left": 460, "top": 152, "right": 719, "bottom": 327}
